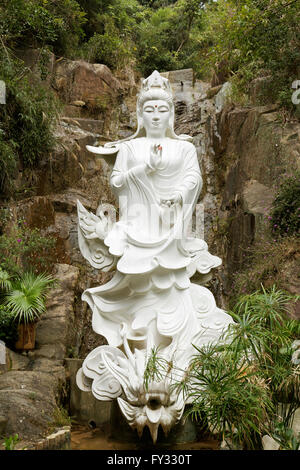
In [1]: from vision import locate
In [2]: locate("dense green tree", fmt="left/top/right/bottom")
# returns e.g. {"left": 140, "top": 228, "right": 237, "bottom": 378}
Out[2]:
{"left": 136, "top": 0, "right": 207, "bottom": 75}
{"left": 0, "top": 55, "right": 59, "bottom": 194}
{"left": 197, "top": 0, "right": 300, "bottom": 106}
{"left": 78, "top": 0, "right": 144, "bottom": 67}
{"left": 0, "top": 0, "right": 86, "bottom": 55}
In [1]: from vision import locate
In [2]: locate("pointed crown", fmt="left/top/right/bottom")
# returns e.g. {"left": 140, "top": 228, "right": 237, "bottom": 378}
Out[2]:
{"left": 141, "top": 70, "right": 172, "bottom": 96}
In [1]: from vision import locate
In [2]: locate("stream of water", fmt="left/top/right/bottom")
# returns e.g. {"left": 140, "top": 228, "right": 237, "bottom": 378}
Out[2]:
{"left": 71, "top": 425, "right": 220, "bottom": 451}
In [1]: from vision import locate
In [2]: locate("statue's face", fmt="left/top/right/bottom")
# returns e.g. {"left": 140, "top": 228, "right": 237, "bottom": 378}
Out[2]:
{"left": 142, "top": 100, "right": 171, "bottom": 138}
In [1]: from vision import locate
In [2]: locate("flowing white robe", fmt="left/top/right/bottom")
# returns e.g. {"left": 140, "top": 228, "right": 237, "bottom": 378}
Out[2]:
{"left": 106, "top": 137, "right": 202, "bottom": 272}
{"left": 82, "top": 138, "right": 232, "bottom": 348}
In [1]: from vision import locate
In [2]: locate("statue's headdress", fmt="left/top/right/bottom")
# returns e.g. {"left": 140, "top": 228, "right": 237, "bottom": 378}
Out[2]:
{"left": 136, "top": 70, "right": 173, "bottom": 114}
{"left": 141, "top": 70, "right": 172, "bottom": 94}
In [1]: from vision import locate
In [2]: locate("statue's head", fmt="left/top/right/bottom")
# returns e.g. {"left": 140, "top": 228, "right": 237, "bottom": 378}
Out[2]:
{"left": 103, "top": 70, "right": 191, "bottom": 148}
{"left": 136, "top": 71, "right": 175, "bottom": 139}
{"left": 136, "top": 71, "right": 174, "bottom": 138}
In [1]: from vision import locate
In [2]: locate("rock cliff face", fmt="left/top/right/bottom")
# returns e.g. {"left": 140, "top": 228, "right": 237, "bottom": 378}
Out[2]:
{"left": 211, "top": 103, "right": 299, "bottom": 299}
{"left": 170, "top": 74, "right": 299, "bottom": 307}
{"left": 0, "top": 58, "right": 299, "bottom": 444}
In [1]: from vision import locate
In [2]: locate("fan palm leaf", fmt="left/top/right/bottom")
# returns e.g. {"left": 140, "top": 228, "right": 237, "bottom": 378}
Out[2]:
{"left": 5, "top": 272, "right": 55, "bottom": 324}
{"left": 0, "top": 268, "right": 12, "bottom": 291}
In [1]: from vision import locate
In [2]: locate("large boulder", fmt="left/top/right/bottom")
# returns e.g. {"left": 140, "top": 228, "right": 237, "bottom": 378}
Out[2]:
{"left": 0, "top": 370, "right": 65, "bottom": 440}
{"left": 53, "top": 59, "right": 123, "bottom": 110}
{"left": 34, "top": 264, "right": 80, "bottom": 361}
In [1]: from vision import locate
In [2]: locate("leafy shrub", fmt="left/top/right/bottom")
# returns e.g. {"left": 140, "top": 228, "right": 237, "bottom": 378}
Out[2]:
{"left": 81, "top": 32, "right": 132, "bottom": 70}
{"left": 185, "top": 345, "right": 272, "bottom": 449}
{"left": 270, "top": 172, "right": 300, "bottom": 237}
{"left": 0, "top": 0, "right": 86, "bottom": 56}
{"left": 228, "top": 286, "right": 300, "bottom": 433}
{"left": 0, "top": 267, "right": 12, "bottom": 292}
{"left": 0, "top": 57, "right": 58, "bottom": 165}
{"left": 51, "top": 406, "right": 71, "bottom": 428}
{"left": 272, "top": 422, "right": 300, "bottom": 450}
{"left": 173, "top": 285, "right": 300, "bottom": 449}
{"left": 2, "top": 434, "right": 19, "bottom": 450}
{"left": 79, "top": 0, "right": 145, "bottom": 69}
{"left": 78, "top": 0, "right": 143, "bottom": 41}
{"left": 0, "top": 219, "right": 56, "bottom": 276}
{"left": 198, "top": 0, "right": 300, "bottom": 108}
{"left": 0, "top": 0, "right": 61, "bottom": 47}
{"left": 0, "top": 134, "right": 18, "bottom": 194}
{"left": 0, "top": 56, "right": 59, "bottom": 194}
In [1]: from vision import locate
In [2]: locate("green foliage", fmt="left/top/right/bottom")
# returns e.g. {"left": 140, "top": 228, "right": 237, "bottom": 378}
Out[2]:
{"left": 136, "top": 5, "right": 178, "bottom": 74}
{"left": 136, "top": 0, "right": 205, "bottom": 76}
{"left": 270, "top": 172, "right": 300, "bottom": 237}
{"left": 229, "top": 234, "right": 299, "bottom": 302}
{"left": 226, "top": 286, "right": 300, "bottom": 429}
{"left": 185, "top": 345, "right": 272, "bottom": 449}
{"left": 143, "top": 346, "right": 171, "bottom": 390}
{"left": 0, "top": 0, "right": 86, "bottom": 56}
{"left": 151, "top": 285, "right": 300, "bottom": 449}
{"left": 77, "top": 0, "right": 143, "bottom": 41}
{"left": 81, "top": 32, "right": 131, "bottom": 70}
{"left": 2, "top": 434, "right": 19, "bottom": 450}
{"left": 4, "top": 271, "right": 56, "bottom": 324}
{"left": 51, "top": 406, "right": 71, "bottom": 428}
{"left": 0, "top": 55, "right": 59, "bottom": 193}
{"left": 79, "top": 0, "right": 204, "bottom": 74}
{"left": 0, "top": 0, "right": 60, "bottom": 46}
{"left": 198, "top": 0, "right": 300, "bottom": 107}
{"left": 0, "top": 304, "right": 18, "bottom": 348}
{"left": 233, "top": 285, "right": 299, "bottom": 334}
{"left": 0, "top": 267, "right": 12, "bottom": 292}
{"left": 0, "top": 58, "right": 58, "bottom": 166}
{"left": 38, "top": 47, "right": 53, "bottom": 80}
{"left": 0, "top": 219, "right": 56, "bottom": 276}
{"left": 0, "top": 134, "right": 18, "bottom": 194}
{"left": 272, "top": 421, "right": 300, "bottom": 450}
{"left": 79, "top": 0, "right": 143, "bottom": 68}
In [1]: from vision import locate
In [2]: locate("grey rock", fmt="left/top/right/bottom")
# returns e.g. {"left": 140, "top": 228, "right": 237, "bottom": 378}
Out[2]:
{"left": 0, "top": 415, "right": 7, "bottom": 436}
{"left": 35, "top": 264, "right": 79, "bottom": 360}
{"left": 0, "top": 370, "right": 65, "bottom": 439}
{"left": 6, "top": 349, "right": 30, "bottom": 371}
{"left": 292, "top": 408, "right": 300, "bottom": 436}
{"left": 215, "top": 82, "right": 233, "bottom": 112}
{"left": 262, "top": 435, "right": 280, "bottom": 451}
{"left": 243, "top": 179, "right": 274, "bottom": 215}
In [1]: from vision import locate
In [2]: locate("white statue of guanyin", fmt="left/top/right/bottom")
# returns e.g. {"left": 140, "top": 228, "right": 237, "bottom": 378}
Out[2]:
{"left": 76, "top": 71, "right": 234, "bottom": 443}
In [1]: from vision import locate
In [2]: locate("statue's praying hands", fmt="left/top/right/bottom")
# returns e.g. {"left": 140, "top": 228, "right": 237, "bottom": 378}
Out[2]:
{"left": 146, "top": 144, "right": 182, "bottom": 207}
{"left": 147, "top": 143, "right": 163, "bottom": 173}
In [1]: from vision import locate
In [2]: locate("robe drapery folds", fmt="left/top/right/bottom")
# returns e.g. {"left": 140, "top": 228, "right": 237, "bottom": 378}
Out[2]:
{"left": 82, "top": 138, "right": 227, "bottom": 348}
